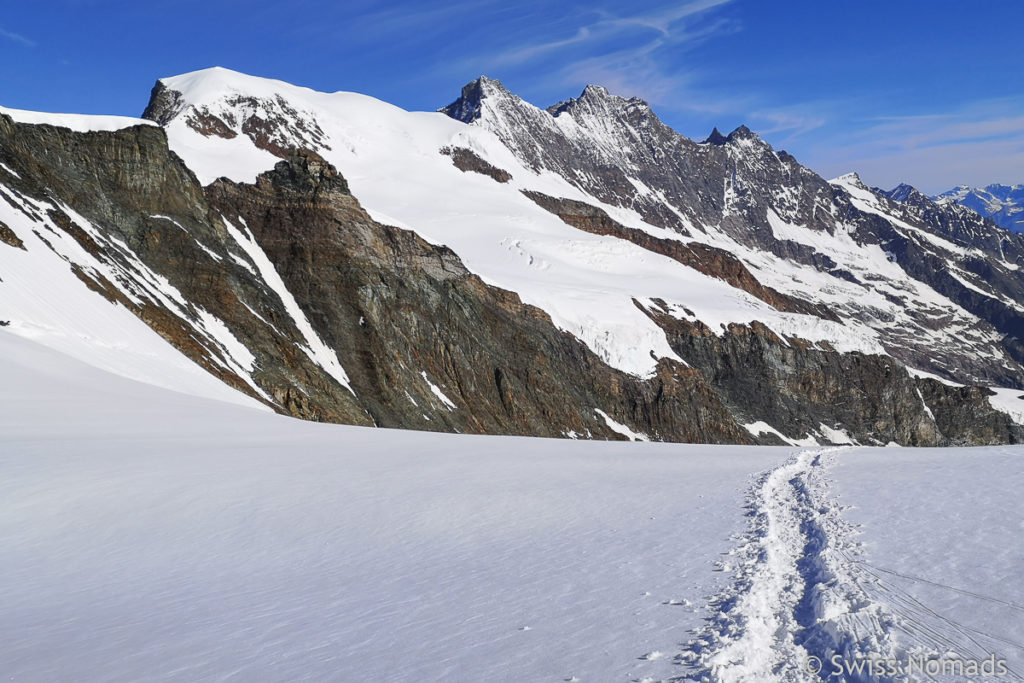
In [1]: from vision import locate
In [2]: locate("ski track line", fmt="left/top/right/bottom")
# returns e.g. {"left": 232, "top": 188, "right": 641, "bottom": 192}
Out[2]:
{"left": 674, "top": 446, "right": 907, "bottom": 683}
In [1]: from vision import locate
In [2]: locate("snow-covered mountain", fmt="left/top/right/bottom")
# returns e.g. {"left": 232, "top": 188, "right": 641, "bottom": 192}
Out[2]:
{"left": 1, "top": 67, "right": 1022, "bottom": 445}
{"left": 936, "top": 183, "right": 1024, "bottom": 233}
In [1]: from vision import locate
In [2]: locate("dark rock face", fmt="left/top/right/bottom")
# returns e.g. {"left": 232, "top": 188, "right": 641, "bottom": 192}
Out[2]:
{"left": 440, "top": 76, "right": 496, "bottom": 123}
{"left": 639, "top": 303, "right": 1019, "bottom": 446}
{"left": 441, "top": 146, "right": 512, "bottom": 183}
{"left": 205, "top": 149, "right": 749, "bottom": 441}
{"left": 916, "top": 380, "right": 1020, "bottom": 446}
{"left": 0, "top": 114, "right": 370, "bottom": 423}
{"left": 0, "top": 220, "right": 24, "bottom": 249}
{"left": 140, "top": 80, "right": 186, "bottom": 125}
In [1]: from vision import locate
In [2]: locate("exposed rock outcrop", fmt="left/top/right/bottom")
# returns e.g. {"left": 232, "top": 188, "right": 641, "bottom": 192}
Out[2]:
{"left": 638, "top": 301, "right": 1019, "bottom": 446}
{"left": 0, "top": 220, "right": 24, "bottom": 249}
{"left": 205, "top": 149, "right": 750, "bottom": 441}
{"left": 2, "top": 68, "right": 1022, "bottom": 447}
{"left": 0, "top": 113, "right": 368, "bottom": 423}
{"left": 441, "top": 146, "right": 512, "bottom": 183}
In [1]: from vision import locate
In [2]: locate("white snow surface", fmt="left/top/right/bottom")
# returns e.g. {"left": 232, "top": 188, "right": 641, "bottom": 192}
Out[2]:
{"left": 0, "top": 332, "right": 784, "bottom": 682}
{"left": 0, "top": 105, "right": 155, "bottom": 132}
{"left": 420, "top": 370, "right": 456, "bottom": 410}
{"left": 988, "top": 387, "right": 1024, "bottom": 425}
{"left": 595, "top": 408, "right": 650, "bottom": 441}
{"left": 743, "top": 421, "right": 820, "bottom": 447}
{"left": 832, "top": 447, "right": 1024, "bottom": 681}
{"left": 154, "top": 67, "right": 893, "bottom": 377}
{"left": 2, "top": 333, "right": 1022, "bottom": 682}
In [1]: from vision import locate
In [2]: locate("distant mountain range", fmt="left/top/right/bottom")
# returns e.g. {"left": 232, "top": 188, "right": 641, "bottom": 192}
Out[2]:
{"left": 935, "top": 184, "right": 1024, "bottom": 233}
{"left": 1, "top": 67, "right": 1022, "bottom": 445}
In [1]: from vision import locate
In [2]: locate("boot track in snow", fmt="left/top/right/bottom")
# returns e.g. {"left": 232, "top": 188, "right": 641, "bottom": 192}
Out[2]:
{"left": 677, "top": 447, "right": 903, "bottom": 682}
{"left": 674, "top": 447, "right": 1024, "bottom": 682}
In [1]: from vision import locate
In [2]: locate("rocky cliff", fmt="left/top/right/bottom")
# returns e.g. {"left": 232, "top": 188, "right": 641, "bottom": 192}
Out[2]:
{"left": 1, "top": 67, "right": 1022, "bottom": 446}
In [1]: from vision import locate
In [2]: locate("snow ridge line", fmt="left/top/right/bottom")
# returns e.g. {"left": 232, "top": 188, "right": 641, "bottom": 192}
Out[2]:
{"left": 677, "top": 447, "right": 903, "bottom": 682}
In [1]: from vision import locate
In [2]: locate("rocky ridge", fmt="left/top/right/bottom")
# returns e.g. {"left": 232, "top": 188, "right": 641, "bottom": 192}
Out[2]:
{"left": 0, "top": 68, "right": 1022, "bottom": 446}
{"left": 443, "top": 78, "right": 1024, "bottom": 388}
{"left": 936, "top": 183, "right": 1024, "bottom": 233}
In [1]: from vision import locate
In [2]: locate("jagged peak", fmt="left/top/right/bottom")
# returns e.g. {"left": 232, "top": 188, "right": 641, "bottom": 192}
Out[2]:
{"left": 831, "top": 171, "right": 865, "bottom": 187}
{"left": 704, "top": 127, "right": 729, "bottom": 145}
{"left": 702, "top": 124, "right": 763, "bottom": 146}
{"left": 439, "top": 75, "right": 518, "bottom": 123}
{"left": 727, "top": 125, "right": 760, "bottom": 142}
{"left": 464, "top": 74, "right": 513, "bottom": 96}
{"left": 546, "top": 84, "right": 651, "bottom": 118}
{"left": 884, "top": 182, "right": 923, "bottom": 203}
{"left": 578, "top": 83, "right": 645, "bottom": 107}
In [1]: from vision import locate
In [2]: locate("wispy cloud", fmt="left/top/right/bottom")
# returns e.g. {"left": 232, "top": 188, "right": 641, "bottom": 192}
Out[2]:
{"left": 552, "top": 16, "right": 740, "bottom": 103}
{"left": 457, "top": 0, "right": 737, "bottom": 104}
{"left": 592, "top": 0, "right": 732, "bottom": 34}
{"left": 749, "top": 109, "right": 826, "bottom": 144}
{"left": 351, "top": 0, "right": 507, "bottom": 40}
{"left": 495, "top": 26, "right": 594, "bottom": 65}
{"left": 0, "top": 25, "right": 34, "bottom": 47}
{"left": 801, "top": 98, "right": 1024, "bottom": 193}
{"left": 869, "top": 114, "right": 1024, "bottom": 152}
{"left": 490, "top": 0, "right": 732, "bottom": 67}
{"left": 286, "top": 0, "right": 510, "bottom": 48}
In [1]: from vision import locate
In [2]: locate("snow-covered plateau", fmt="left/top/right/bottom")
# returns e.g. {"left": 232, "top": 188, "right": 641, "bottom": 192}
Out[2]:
{"left": 2, "top": 331, "right": 1021, "bottom": 682}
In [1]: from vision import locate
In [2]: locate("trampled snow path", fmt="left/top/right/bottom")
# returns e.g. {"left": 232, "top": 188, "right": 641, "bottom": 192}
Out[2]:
{"left": 677, "top": 448, "right": 1024, "bottom": 683}
{"left": 678, "top": 448, "right": 904, "bottom": 682}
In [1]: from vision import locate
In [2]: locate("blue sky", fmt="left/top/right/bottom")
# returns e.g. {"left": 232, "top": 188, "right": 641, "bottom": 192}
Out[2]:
{"left": 1, "top": 0, "right": 1022, "bottom": 193}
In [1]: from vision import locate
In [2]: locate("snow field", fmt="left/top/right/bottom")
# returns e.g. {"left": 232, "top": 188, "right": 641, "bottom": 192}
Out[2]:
{"left": 2, "top": 333, "right": 1022, "bottom": 681}
{"left": 0, "top": 332, "right": 789, "bottom": 682}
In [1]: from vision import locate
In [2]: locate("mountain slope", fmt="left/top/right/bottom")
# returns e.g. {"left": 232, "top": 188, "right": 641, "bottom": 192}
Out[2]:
{"left": 937, "top": 183, "right": 1024, "bottom": 233}
{"left": 441, "top": 77, "right": 1024, "bottom": 388}
{"left": 878, "top": 182, "right": 1024, "bottom": 366}
{"left": 0, "top": 111, "right": 754, "bottom": 441}
{"left": 1, "top": 66, "right": 1021, "bottom": 445}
